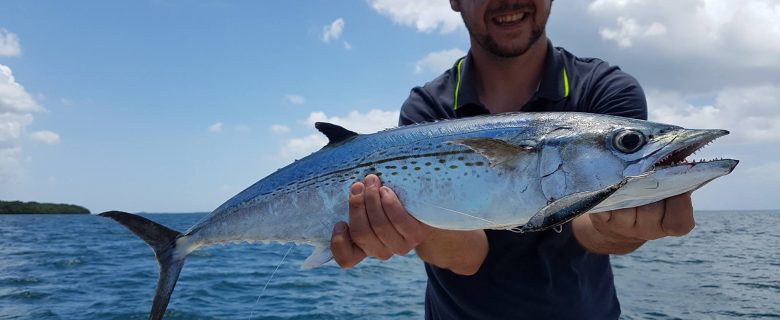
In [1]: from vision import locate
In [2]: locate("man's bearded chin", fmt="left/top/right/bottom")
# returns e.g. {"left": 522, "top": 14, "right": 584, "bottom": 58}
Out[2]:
{"left": 478, "top": 26, "right": 545, "bottom": 58}
{"left": 460, "top": 11, "right": 546, "bottom": 58}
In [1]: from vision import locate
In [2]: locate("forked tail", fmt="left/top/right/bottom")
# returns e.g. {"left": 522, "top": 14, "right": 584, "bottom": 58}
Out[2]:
{"left": 100, "top": 211, "right": 185, "bottom": 320}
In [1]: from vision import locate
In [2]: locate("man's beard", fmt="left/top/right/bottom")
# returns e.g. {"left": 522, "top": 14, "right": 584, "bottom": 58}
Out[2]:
{"left": 476, "top": 25, "right": 544, "bottom": 58}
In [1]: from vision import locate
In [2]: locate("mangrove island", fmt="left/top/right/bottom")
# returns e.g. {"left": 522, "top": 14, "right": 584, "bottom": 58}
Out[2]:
{"left": 0, "top": 200, "right": 90, "bottom": 214}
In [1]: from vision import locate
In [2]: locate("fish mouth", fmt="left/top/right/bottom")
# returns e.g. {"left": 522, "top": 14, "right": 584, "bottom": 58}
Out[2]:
{"left": 646, "top": 129, "right": 732, "bottom": 172}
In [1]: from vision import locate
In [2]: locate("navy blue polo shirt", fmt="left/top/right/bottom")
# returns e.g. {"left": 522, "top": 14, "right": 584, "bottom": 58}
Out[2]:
{"left": 399, "top": 40, "right": 647, "bottom": 320}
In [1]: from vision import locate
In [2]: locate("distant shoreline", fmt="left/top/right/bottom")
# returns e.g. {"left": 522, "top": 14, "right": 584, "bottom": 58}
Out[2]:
{"left": 0, "top": 200, "right": 90, "bottom": 214}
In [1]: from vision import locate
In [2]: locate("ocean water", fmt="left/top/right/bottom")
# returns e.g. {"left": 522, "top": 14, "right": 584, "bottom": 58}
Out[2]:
{"left": 0, "top": 211, "right": 778, "bottom": 319}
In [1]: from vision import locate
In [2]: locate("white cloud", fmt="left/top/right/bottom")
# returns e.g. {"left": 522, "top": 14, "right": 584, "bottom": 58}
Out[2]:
{"left": 0, "top": 112, "right": 32, "bottom": 147}
{"left": 343, "top": 41, "right": 352, "bottom": 50}
{"left": 588, "top": 0, "right": 780, "bottom": 68}
{"left": 0, "top": 63, "right": 44, "bottom": 182}
{"left": 599, "top": 16, "right": 666, "bottom": 48}
{"left": 535, "top": 0, "right": 780, "bottom": 91}
{"left": 415, "top": 48, "right": 466, "bottom": 74}
{"left": 0, "top": 65, "right": 42, "bottom": 113}
{"left": 322, "top": 18, "right": 345, "bottom": 43}
{"left": 0, "top": 146, "right": 22, "bottom": 182}
{"left": 0, "top": 29, "right": 21, "bottom": 57}
{"left": 305, "top": 109, "right": 399, "bottom": 134}
{"left": 279, "top": 134, "right": 328, "bottom": 160}
{"left": 648, "top": 83, "right": 780, "bottom": 143}
{"left": 278, "top": 109, "right": 399, "bottom": 160}
{"left": 369, "top": 0, "right": 462, "bottom": 33}
{"left": 270, "top": 124, "right": 290, "bottom": 134}
{"left": 285, "top": 94, "right": 305, "bottom": 105}
{"left": 30, "top": 130, "right": 60, "bottom": 144}
{"left": 208, "top": 122, "right": 223, "bottom": 133}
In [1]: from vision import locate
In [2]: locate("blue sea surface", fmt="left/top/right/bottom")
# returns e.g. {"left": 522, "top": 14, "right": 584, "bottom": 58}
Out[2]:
{"left": 1, "top": 211, "right": 778, "bottom": 319}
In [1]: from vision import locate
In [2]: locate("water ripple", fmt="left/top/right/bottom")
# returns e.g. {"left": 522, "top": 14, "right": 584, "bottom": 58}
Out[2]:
{"left": 1, "top": 211, "right": 778, "bottom": 319}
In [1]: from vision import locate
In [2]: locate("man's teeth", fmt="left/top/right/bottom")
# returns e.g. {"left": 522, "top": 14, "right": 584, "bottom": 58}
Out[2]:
{"left": 495, "top": 13, "right": 527, "bottom": 23}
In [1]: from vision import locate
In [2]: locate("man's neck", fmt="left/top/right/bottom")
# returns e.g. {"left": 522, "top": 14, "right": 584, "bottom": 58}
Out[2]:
{"left": 470, "top": 37, "right": 548, "bottom": 114}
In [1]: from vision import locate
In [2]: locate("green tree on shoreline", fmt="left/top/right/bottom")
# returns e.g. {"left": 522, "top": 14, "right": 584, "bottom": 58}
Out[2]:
{"left": 0, "top": 201, "right": 90, "bottom": 214}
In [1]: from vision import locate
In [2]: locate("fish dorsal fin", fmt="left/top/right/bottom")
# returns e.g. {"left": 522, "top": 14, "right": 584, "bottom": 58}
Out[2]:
{"left": 449, "top": 138, "right": 536, "bottom": 168}
{"left": 315, "top": 122, "right": 358, "bottom": 146}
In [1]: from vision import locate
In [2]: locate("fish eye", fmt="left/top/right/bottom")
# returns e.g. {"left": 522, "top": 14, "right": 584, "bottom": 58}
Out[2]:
{"left": 613, "top": 129, "right": 646, "bottom": 153}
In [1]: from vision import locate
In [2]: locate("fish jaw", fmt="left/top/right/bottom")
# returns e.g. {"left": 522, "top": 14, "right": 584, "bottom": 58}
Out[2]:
{"left": 592, "top": 159, "right": 738, "bottom": 212}
{"left": 623, "top": 128, "right": 731, "bottom": 177}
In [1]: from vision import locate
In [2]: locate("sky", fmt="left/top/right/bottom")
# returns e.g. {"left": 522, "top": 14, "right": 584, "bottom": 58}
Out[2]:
{"left": 1, "top": 0, "right": 779, "bottom": 213}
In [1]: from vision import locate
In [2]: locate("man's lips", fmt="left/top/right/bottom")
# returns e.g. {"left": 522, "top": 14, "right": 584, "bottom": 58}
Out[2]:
{"left": 493, "top": 12, "right": 528, "bottom": 25}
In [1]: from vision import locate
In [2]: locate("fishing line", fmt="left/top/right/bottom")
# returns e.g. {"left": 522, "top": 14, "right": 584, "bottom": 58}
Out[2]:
{"left": 418, "top": 201, "right": 498, "bottom": 225}
{"left": 248, "top": 244, "right": 294, "bottom": 320}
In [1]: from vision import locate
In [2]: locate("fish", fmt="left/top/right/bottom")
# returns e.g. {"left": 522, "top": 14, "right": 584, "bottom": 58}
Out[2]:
{"left": 100, "top": 112, "right": 737, "bottom": 319}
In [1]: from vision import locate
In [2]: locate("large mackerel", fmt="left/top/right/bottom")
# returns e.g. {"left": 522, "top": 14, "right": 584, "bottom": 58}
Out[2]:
{"left": 101, "top": 112, "right": 737, "bottom": 319}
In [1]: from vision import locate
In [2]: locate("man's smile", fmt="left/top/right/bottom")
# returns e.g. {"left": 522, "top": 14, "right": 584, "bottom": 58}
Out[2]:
{"left": 493, "top": 12, "right": 529, "bottom": 26}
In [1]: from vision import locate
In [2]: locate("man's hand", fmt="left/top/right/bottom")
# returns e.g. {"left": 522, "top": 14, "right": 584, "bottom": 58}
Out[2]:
{"left": 330, "top": 174, "right": 429, "bottom": 268}
{"left": 573, "top": 192, "right": 695, "bottom": 255}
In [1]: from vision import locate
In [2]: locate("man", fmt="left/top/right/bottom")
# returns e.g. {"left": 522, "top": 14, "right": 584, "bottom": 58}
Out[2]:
{"left": 331, "top": 0, "right": 695, "bottom": 318}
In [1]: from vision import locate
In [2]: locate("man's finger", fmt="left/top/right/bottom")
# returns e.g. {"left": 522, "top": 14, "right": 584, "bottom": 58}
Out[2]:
{"left": 588, "top": 211, "right": 613, "bottom": 237}
{"left": 330, "top": 222, "right": 366, "bottom": 268}
{"left": 347, "top": 182, "right": 390, "bottom": 259}
{"left": 380, "top": 186, "right": 425, "bottom": 254}
{"left": 363, "top": 175, "right": 405, "bottom": 258}
{"left": 588, "top": 208, "right": 639, "bottom": 240}
{"left": 661, "top": 193, "right": 695, "bottom": 236}
{"left": 634, "top": 200, "right": 665, "bottom": 240}
{"left": 590, "top": 211, "right": 612, "bottom": 224}
{"left": 607, "top": 207, "right": 638, "bottom": 238}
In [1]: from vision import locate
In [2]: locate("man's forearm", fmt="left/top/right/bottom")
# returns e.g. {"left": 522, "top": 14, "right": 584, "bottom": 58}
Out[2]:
{"left": 415, "top": 228, "right": 488, "bottom": 276}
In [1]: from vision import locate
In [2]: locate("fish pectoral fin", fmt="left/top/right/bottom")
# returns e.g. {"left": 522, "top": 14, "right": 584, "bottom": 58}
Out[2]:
{"left": 448, "top": 138, "right": 535, "bottom": 168}
{"left": 520, "top": 178, "right": 631, "bottom": 232}
{"left": 301, "top": 244, "right": 333, "bottom": 270}
{"left": 315, "top": 122, "right": 358, "bottom": 147}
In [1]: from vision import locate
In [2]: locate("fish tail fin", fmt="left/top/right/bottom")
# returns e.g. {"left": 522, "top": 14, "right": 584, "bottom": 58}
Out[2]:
{"left": 100, "top": 210, "right": 185, "bottom": 320}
